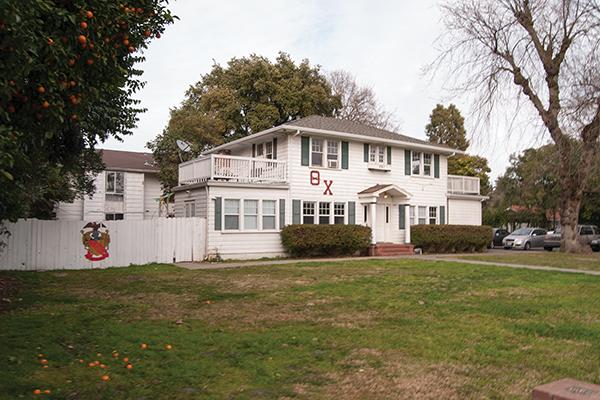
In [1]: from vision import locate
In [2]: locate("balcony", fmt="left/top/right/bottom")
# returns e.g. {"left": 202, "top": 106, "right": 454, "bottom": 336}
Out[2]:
{"left": 447, "top": 174, "right": 481, "bottom": 195}
{"left": 178, "top": 154, "right": 287, "bottom": 186}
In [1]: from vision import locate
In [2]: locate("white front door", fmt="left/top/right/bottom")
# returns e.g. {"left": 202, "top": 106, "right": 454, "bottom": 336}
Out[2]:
{"left": 376, "top": 204, "right": 392, "bottom": 242}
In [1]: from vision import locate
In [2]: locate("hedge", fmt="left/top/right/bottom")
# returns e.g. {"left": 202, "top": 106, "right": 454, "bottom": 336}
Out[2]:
{"left": 281, "top": 224, "right": 372, "bottom": 257}
{"left": 411, "top": 225, "right": 492, "bottom": 253}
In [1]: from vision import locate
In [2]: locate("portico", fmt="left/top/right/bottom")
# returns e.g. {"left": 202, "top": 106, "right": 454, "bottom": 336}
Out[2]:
{"left": 358, "top": 184, "right": 412, "bottom": 245}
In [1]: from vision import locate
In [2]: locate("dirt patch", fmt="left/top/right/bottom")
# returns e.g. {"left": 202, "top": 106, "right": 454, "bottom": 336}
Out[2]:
{"left": 317, "top": 349, "right": 469, "bottom": 400}
{"left": 0, "top": 275, "right": 22, "bottom": 313}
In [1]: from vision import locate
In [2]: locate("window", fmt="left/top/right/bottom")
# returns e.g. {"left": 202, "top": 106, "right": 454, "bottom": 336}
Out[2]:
{"left": 262, "top": 200, "right": 276, "bottom": 230}
{"left": 418, "top": 206, "right": 427, "bottom": 225}
{"left": 334, "top": 203, "right": 345, "bottom": 224}
{"left": 265, "top": 142, "right": 273, "bottom": 159}
{"left": 303, "top": 202, "right": 315, "bottom": 224}
{"left": 319, "top": 202, "right": 331, "bottom": 224}
{"left": 256, "top": 143, "right": 264, "bottom": 157}
{"left": 244, "top": 200, "right": 258, "bottom": 230}
{"left": 429, "top": 206, "right": 437, "bottom": 225}
{"left": 105, "top": 171, "right": 124, "bottom": 201}
{"left": 184, "top": 200, "right": 196, "bottom": 218}
{"left": 581, "top": 226, "right": 594, "bottom": 235}
{"left": 311, "top": 139, "right": 323, "bottom": 166}
{"left": 369, "top": 144, "right": 386, "bottom": 164}
{"left": 410, "top": 206, "right": 416, "bottom": 225}
{"left": 105, "top": 213, "right": 124, "bottom": 220}
{"left": 423, "top": 154, "right": 432, "bottom": 176}
{"left": 224, "top": 199, "right": 240, "bottom": 230}
{"left": 327, "top": 141, "right": 339, "bottom": 168}
{"left": 412, "top": 152, "right": 421, "bottom": 175}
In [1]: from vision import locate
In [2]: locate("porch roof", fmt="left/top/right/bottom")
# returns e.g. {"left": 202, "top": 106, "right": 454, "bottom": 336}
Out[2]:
{"left": 358, "top": 184, "right": 412, "bottom": 199}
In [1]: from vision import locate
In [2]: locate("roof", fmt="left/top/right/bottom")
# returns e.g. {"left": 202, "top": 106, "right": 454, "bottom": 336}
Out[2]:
{"left": 99, "top": 149, "right": 158, "bottom": 173}
{"left": 357, "top": 184, "right": 392, "bottom": 194}
{"left": 357, "top": 184, "right": 412, "bottom": 199}
{"left": 284, "top": 115, "right": 454, "bottom": 150}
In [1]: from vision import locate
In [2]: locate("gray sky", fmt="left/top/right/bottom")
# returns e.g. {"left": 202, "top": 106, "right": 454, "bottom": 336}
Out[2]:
{"left": 103, "top": 0, "right": 547, "bottom": 179}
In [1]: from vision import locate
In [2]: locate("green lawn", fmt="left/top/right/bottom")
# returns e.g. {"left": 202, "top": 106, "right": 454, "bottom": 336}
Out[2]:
{"left": 1, "top": 260, "right": 600, "bottom": 399}
{"left": 459, "top": 251, "right": 600, "bottom": 271}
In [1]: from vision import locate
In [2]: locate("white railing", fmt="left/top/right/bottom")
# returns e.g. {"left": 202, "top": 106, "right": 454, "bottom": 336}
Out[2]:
{"left": 178, "top": 154, "right": 287, "bottom": 185}
{"left": 447, "top": 174, "right": 480, "bottom": 195}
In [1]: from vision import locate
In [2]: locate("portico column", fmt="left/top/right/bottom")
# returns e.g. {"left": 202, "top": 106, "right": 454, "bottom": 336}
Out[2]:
{"left": 370, "top": 202, "right": 377, "bottom": 244}
{"left": 404, "top": 204, "right": 411, "bottom": 244}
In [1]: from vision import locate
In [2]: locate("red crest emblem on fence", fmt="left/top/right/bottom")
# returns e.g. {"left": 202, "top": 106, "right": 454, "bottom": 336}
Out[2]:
{"left": 81, "top": 222, "right": 110, "bottom": 261}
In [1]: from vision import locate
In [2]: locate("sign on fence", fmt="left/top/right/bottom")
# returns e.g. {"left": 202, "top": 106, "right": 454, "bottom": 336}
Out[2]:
{"left": 0, "top": 218, "right": 206, "bottom": 270}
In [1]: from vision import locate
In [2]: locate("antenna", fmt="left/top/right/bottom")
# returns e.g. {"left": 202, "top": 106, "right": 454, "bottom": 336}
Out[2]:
{"left": 176, "top": 140, "right": 191, "bottom": 152}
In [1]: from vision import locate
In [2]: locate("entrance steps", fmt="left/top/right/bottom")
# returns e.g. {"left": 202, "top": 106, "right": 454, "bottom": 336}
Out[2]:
{"left": 368, "top": 243, "right": 414, "bottom": 256}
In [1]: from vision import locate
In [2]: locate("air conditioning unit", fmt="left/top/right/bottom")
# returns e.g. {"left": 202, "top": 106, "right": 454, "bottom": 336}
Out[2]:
{"left": 328, "top": 159, "right": 339, "bottom": 168}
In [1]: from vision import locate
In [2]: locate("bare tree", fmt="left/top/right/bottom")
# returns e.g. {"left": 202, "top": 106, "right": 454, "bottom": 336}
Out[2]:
{"left": 328, "top": 70, "right": 401, "bottom": 131}
{"left": 434, "top": 0, "right": 600, "bottom": 252}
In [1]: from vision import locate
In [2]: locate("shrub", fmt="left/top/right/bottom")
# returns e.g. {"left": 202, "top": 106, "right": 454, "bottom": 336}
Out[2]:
{"left": 281, "top": 224, "right": 372, "bottom": 257}
{"left": 411, "top": 225, "right": 492, "bottom": 253}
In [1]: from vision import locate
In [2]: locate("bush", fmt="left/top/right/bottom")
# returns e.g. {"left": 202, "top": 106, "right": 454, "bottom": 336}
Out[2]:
{"left": 411, "top": 225, "right": 492, "bottom": 253}
{"left": 281, "top": 224, "right": 372, "bottom": 257}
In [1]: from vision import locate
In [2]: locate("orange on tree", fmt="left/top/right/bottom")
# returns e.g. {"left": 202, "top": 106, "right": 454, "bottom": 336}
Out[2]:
{"left": 78, "top": 35, "right": 86, "bottom": 45}
{"left": 37, "top": 86, "right": 45, "bottom": 94}
{"left": 85, "top": 10, "right": 94, "bottom": 18}
{"left": 80, "top": 21, "right": 88, "bottom": 29}
{"left": 41, "top": 101, "right": 49, "bottom": 109}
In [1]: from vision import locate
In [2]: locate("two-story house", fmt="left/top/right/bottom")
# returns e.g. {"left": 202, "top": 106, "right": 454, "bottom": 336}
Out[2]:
{"left": 55, "top": 149, "right": 163, "bottom": 220}
{"left": 173, "top": 116, "right": 487, "bottom": 259}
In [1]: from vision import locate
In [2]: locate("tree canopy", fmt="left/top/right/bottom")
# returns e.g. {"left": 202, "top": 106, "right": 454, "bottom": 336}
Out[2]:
{"left": 0, "top": 0, "right": 175, "bottom": 223}
{"left": 328, "top": 70, "right": 399, "bottom": 131}
{"left": 425, "top": 104, "right": 491, "bottom": 194}
{"left": 148, "top": 53, "right": 342, "bottom": 189}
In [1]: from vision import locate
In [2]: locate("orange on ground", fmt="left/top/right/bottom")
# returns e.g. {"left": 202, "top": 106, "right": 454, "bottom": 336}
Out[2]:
{"left": 39, "top": 359, "right": 48, "bottom": 365}
{"left": 122, "top": 357, "right": 129, "bottom": 363}
{"left": 33, "top": 389, "right": 41, "bottom": 395}
{"left": 140, "top": 343, "right": 148, "bottom": 349}
{"left": 44, "top": 390, "right": 51, "bottom": 394}
{"left": 101, "top": 375, "right": 110, "bottom": 382}
{"left": 165, "top": 344, "right": 172, "bottom": 350}
{"left": 126, "top": 363, "right": 133, "bottom": 370}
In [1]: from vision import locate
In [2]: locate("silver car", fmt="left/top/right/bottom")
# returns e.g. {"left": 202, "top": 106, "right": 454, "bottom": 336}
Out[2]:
{"left": 503, "top": 227, "right": 547, "bottom": 250}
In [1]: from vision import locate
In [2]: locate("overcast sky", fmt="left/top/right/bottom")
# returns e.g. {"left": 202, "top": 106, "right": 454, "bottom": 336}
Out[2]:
{"left": 102, "top": 0, "right": 548, "bottom": 179}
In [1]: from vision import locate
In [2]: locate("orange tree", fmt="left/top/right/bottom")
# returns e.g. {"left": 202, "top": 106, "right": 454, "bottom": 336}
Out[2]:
{"left": 0, "top": 0, "right": 175, "bottom": 224}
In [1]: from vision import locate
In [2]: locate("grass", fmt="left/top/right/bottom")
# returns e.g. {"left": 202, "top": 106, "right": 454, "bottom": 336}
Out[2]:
{"left": 1, "top": 259, "right": 600, "bottom": 399}
{"left": 458, "top": 251, "right": 600, "bottom": 271}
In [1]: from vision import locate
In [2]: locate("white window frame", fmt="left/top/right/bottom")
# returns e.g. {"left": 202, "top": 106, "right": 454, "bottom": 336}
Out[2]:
{"left": 409, "top": 206, "right": 416, "bottom": 226}
{"left": 310, "top": 138, "right": 341, "bottom": 169}
{"left": 262, "top": 200, "right": 277, "bottom": 230}
{"left": 319, "top": 202, "right": 331, "bottom": 224}
{"left": 423, "top": 154, "right": 432, "bottom": 176}
{"left": 412, "top": 152, "right": 422, "bottom": 175}
{"left": 369, "top": 144, "right": 387, "bottom": 165}
{"left": 243, "top": 199, "right": 258, "bottom": 230}
{"left": 334, "top": 203, "right": 345, "bottom": 225}
{"left": 303, "top": 201, "right": 316, "bottom": 224}
{"left": 327, "top": 141, "right": 339, "bottom": 168}
{"left": 418, "top": 206, "right": 427, "bottom": 225}
{"left": 184, "top": 200, "right": 196, "bottom": 218}
{"left": 265, "top": 141, "right": 273, "bottom": 159}
{"left": 311, "top": 138, "right": 324, "bottom": 167}
{"left": 105, "top": 213, "right": 124, "bottom": 221}
{"left": 224, "top": 199, "right": 240, "bottom": 230}
{"left": 428, "top": 206, "right": 437, "bottom": 225}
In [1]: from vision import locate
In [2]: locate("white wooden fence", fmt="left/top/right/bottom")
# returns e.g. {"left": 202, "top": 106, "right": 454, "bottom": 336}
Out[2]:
{"left": 0, "top": 218, "right": 206, "bottom": 270}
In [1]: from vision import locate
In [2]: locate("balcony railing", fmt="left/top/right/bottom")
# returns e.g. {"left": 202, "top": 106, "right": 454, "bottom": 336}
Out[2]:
{"left": 447, "top": 174, "right": 481, "bottom": 195}
{"left": 178, "top": 154, "right": 287, "bottom": 185}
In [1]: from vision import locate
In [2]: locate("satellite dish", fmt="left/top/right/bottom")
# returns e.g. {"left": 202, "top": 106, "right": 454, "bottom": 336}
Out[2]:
{"left": 176, "top": 140, "right": 191, "bottom": 152}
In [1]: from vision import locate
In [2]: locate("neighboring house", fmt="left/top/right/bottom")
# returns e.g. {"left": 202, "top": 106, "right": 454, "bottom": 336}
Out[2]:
{"left": 173, "top": 115, "right": 487, "bottom": 259}
{"left": 55, "top": 149, "right": 163, "bottom": 221}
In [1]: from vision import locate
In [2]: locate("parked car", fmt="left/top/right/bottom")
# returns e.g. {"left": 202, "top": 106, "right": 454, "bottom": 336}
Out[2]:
{"left": 503, "top": 227, "right": 547, "bottom": 250}
{"left": 543, "top": 225, "right": 600, "bottom": 251}
{"left": 592, "top": 238, "right": 600, "bottom": 252}
{"left": 491, "top": 228, "right": 510, "bottom": 248}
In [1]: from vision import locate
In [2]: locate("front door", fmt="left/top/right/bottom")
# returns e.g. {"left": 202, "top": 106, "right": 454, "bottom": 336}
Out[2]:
{"left": 376, "top": 204, "right": 392, "bottom": 242}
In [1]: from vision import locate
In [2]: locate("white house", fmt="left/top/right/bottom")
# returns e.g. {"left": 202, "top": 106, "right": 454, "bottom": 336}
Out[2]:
{"left": 173, "top": 116, "right": 487, "bottom": 259}
{"left": 55, "top": 149, "right": 163, "bottom": 221}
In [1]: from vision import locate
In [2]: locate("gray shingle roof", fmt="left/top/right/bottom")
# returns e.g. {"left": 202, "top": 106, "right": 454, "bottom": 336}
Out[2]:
{"left": 284, "top": 115, "right": 453, "bottom": 149}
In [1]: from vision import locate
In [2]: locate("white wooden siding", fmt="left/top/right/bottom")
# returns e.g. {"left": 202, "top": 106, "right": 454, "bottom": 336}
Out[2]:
{"left": 83, "top": 173, "right": 105, "bottom": 221}
{"left": 448, "top": 198, "right": 483, "bottom": 225}
{"left": 174, "top": 187, "right": 208, "bottom": 218}
{"left": 55, "top": 198, "right": 84, "bottom": 220}
{"left": 0, "top": 218, "right": 206, "bottom": 270}
{"left": 124, "top": 172, "right": 144, "bottom": 219}
{"left": 143, "top": 174, "right": 162, "bottom": 218}
{"left": 206, "top": 185, "right": 288, "bottom": 259}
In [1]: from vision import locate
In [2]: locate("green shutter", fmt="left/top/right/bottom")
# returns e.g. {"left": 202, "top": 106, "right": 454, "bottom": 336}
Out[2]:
{"left": 273, "top": 138, "right": 277, "bottom": 159}
{"left": 341, "top": 141, "right": 349, "bottom": 169}
{"left": 404, "top": 149, "right": 411, "bottom": 175}
{"left": 434, "top": 154, "right": 440, "bottom": 178}
{"left": 214, "top": 197, "right": 222, "bottom": 231}
{"left": 387, "top": 146, "right": 392, "bottom": 165}
{"left": 363, "top": 143, "right": 369, "bottom": 162}
{"left": 440, "top": 205, "right": 446, "bottom": 224}
{"left": 399, "top": 204, "right": 406, "bottom": 229}
{"left": 279, "top": 199, "right": 285, "bottom": 228}
{"left": 292, "top": 200, "right": 301, "bottom": 224}
{"left": 348, "top": 201, "right": 356, "bottom": 224}
{"left": 252, "top": 144, "right": 256, "bottom": 158}
{"left": 301, "top": 137, "right": 309, "bottom": 166}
